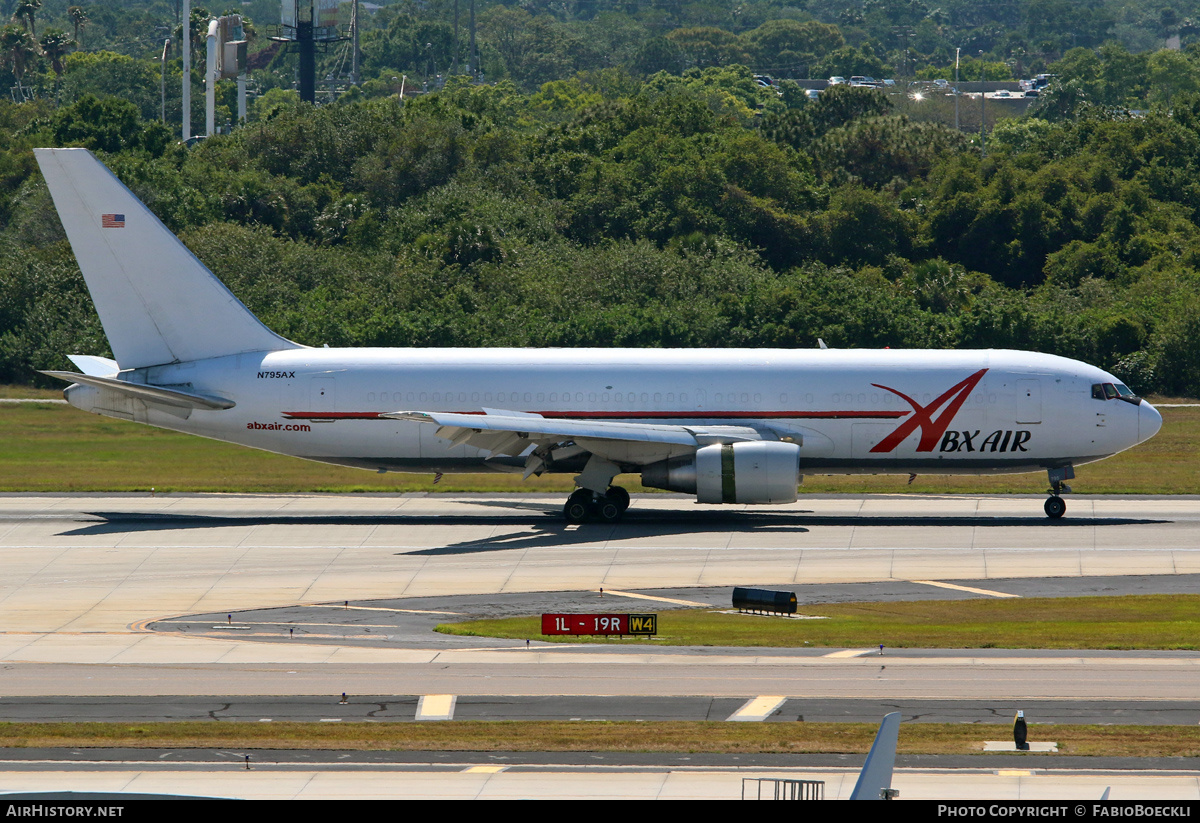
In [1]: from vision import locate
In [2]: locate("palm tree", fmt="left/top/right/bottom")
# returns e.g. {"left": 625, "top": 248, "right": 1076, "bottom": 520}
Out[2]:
{"left": 67, "top": 5, "right": 85, "bottom": 45}
{"left": 0, "top": 22, "right": 37, "bottom": 92}
{"left": 39, "top": 27, "right": 70, "bottom": 78}
{"left": 12, "top": 0, "right": 40, "bottom": 36}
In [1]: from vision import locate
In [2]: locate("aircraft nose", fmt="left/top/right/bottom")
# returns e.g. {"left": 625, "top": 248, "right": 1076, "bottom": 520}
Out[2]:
{"left": 1139, "top": 399, "right": 1163, "bottom": 443}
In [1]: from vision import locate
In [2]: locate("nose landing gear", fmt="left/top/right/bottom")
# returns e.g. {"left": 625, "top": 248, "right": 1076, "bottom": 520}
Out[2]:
{"left": 1044, "top": 466, "right": 1075, "bottom": 519}
{"left": 563, "top": 486, "right": 631, "bottom": 524}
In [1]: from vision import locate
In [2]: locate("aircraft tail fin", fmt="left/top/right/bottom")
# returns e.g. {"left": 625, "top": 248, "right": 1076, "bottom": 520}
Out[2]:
{"left": 849, "top": 712, "right": 901, "bottom": 800}
{"left": 35, "top": 148, "right": 298, "bottom": 370}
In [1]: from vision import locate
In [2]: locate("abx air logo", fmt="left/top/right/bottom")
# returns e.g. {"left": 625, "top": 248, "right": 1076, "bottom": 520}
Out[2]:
{"left": 869, "top": 369, "right": 987, "bottom": 453}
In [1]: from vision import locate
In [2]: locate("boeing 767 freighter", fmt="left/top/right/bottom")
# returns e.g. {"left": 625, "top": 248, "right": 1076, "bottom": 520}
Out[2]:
{"left": 34, "top": 148, "right": 1162, "bottom": 521}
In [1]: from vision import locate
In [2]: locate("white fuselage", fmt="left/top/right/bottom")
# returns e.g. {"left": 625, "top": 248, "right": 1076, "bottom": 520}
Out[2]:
{"left": 66, "top": 347, "right": 1161, "bottom": 477}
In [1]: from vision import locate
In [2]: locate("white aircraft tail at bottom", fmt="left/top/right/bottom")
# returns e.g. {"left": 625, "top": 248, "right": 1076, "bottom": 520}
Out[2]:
{"left": 850, "top": 712, "right": 901, "bottom": 800}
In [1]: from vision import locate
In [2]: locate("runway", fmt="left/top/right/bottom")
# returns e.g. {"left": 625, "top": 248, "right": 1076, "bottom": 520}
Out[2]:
{"left": 2, "top": 492, "right": 1199, "bottom": 799}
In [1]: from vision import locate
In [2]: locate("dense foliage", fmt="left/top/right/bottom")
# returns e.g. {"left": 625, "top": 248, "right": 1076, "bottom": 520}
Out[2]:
{"left": 6, "top": 2, "right": 1200, "bottom": 398}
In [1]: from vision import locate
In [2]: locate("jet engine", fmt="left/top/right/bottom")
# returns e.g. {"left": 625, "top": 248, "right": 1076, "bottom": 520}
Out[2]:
{"left": 641, "top": 441, "right": 801, "bottom": 504}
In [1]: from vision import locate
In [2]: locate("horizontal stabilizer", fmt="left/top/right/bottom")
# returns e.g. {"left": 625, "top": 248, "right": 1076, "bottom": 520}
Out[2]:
{"left": 40, "top": 371, "right": 235, "bottom": 411}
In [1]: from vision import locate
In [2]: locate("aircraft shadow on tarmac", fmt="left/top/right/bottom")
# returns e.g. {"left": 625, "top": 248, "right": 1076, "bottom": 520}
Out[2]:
{"left": 62, "top": 510, "right": 1169, "bottom": 557}
{"left": 405, "top": 511, "right": 1170, "bottom": 555}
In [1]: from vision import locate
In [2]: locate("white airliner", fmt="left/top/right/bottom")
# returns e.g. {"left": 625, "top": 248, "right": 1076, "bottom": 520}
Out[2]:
{"left": 35, "top": 148, "right": 1162, "bottom": 521}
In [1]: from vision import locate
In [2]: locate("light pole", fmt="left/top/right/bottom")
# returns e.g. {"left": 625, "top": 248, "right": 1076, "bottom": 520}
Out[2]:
{"left": 979, "top": 50, "right": 986, "bottom": 156}
{"left": 182, "top": 0, "right": 190, "bottom": 140}
{"left": 160, "top": 37, "right": 171, "bottom": 124}
{"left": 954, "top": 47, "right": 960, "bottom": 130}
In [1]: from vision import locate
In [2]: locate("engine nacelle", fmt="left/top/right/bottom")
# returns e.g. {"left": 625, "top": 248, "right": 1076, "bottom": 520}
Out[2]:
{"left": 642, "top": 441, "right": 801, "bottom": 504}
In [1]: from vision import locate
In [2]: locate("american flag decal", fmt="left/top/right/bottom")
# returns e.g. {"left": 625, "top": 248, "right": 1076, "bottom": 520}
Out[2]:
{"left": 101, "top": 213, "right": 125, "bottom": 228}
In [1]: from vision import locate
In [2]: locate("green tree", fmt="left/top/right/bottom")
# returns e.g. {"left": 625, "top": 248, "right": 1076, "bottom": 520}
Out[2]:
{"left": 57, "top": 51, "right": 162, "bottom": 123}
{"left": 812, "top": 115, "right": 971, "bottom": 189}
{"left": 665, "top": 26, "right": 748, "bottom": 69}
{"left": 740, "top": 19, "right": 844, "bottom": 74}
{"left": 11, "top": 0, "right": 37, "bottom": 35}
{"left": 760, "top": 84, "right": 893, "bottom": 150}
{"left": 0, "top": 23, "right": 36, "bottom": 91}
{"left": 632, "top": 36, "right": 683, "bottom": 76}
{"left": 1147, "top": 49, "right": 1200, "bottom": 107}
{"left": 45, "top": 93, "right": 171, "bottom": 155}
{"left": 38, "top": 27, "right": 71, "bottom": 78}
{"left": 66, "top": 5, "right": 85, "bottom": 44}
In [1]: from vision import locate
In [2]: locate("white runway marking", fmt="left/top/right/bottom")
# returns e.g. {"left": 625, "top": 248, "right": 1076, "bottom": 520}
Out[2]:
{"left": 302, "top": 604, "right": 462, "bottom": 615}
{"left": 911, "top": 580, "right": 1020, "bottom": 598}
{"left": 597, "top": 590, "right": 713, "bottom": 607}
{"left": 823, "top": 649, "right": 880, "bottom": 658}
{"left": 727, "top": 696, "right": 787, "bottom": 721}
{"left": 417, "top": 694, "right": 457, "bottom": 721}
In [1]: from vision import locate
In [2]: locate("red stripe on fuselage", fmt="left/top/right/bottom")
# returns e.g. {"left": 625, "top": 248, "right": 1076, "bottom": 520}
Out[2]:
{"left": 281, "top": 410, "right": 911, "bottom": 421}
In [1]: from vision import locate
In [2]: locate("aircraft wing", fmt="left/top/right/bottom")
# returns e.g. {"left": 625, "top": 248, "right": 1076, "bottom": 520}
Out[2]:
{"left": 382, "top": 409, "right": 769, "bottom": 465}
{"left": 386, "top": 410, "right": 699, "bottom": 446}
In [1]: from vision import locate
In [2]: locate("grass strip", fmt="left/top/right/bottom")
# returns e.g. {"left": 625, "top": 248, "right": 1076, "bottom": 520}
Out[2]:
{"left": 0, "top": 722, "right": 1197, "bottom": 757}
{"left": 2, "top": 402, "right": 1199, "bottom": 493}
{"left": 436, "top": 594, "right": 1200, "bottom": 649}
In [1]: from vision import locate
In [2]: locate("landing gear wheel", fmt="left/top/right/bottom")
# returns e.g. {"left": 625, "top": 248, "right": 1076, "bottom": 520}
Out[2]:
{"left": 596, "top": 498, "right": 622, "bottom": 523}
{"left": 564, "top": 489, "right": 593, "bottom": 524}
{"left": 606, "top": 486, "right": 630, "bottom": 513}
{"left": 1044, "top": 496, "right": 1066, "bottom": 519}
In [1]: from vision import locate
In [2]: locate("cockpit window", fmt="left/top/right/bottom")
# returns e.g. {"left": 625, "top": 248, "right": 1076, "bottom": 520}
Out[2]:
{"left": 1093, "top": 382, "right": 1141, "bottom": 404}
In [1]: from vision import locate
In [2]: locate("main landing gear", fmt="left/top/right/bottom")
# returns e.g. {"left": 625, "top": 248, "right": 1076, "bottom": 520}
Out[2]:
{"left": 1044, "top": 466, "right": 1075, "bottom": 520}
{"left": 564, "top": 486, "right": 630, "bottom": 524}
